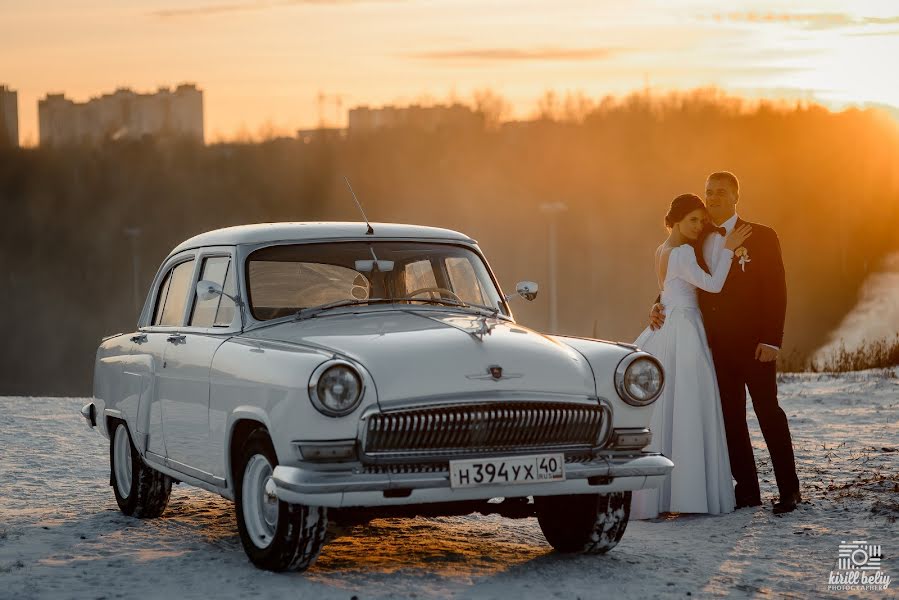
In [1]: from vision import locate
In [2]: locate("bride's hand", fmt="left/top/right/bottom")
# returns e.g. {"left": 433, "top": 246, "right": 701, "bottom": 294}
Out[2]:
{"left": 724, "top": 224, "right": 753, "bottom": 251}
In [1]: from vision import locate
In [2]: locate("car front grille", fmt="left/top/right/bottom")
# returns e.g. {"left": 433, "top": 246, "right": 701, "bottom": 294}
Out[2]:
{"left": 362, "top": 401, "right": 609, "bottom": 461}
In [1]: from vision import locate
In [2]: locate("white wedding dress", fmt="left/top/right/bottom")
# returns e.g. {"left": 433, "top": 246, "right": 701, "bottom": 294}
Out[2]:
{"left": 630, "top": 243, "right": 737, "bottom": 519}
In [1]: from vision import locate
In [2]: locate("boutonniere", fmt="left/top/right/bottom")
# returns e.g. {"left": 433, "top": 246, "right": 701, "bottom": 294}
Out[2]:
{"left": 734, "top": 247, "right": 751, "bottom": 271}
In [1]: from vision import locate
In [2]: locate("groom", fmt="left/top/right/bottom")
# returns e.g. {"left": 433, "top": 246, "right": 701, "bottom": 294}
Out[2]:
{"left": 651, "top": 171, "right": 802, "bottom": 514}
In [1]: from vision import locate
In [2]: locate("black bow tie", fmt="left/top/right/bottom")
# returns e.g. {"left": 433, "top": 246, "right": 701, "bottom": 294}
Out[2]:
{"left": 713, "top": 227, "right": 727, "bottom": 236}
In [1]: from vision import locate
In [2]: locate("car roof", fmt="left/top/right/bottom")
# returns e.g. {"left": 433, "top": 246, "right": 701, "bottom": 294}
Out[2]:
{"left": 169, "top": 222, "right": 476, "bottom": 255}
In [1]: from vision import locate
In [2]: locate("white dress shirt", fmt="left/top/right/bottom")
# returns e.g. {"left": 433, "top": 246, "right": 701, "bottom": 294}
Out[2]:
{"left": 702, "top": 213, "right": 779, "bottom": 352}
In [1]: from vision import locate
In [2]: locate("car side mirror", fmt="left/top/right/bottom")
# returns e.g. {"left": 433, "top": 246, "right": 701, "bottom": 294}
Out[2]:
{"left": 197, "top": 280, "right": 224, "bottom": 301}
{"left": 505, "top": 281, "right": 538, "bottom": 302}
{"left": 517, "top": 281, "right": 538, "bottom": 301}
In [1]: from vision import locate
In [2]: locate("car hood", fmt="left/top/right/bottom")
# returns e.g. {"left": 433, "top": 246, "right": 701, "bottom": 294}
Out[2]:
{"left": 244, "top": 309, "right": 596, "bottom": 404}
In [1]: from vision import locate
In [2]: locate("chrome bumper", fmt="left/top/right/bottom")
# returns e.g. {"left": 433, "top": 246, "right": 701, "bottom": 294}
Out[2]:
{"left": 273, "top": 452, "right": 673, "bottom": 508}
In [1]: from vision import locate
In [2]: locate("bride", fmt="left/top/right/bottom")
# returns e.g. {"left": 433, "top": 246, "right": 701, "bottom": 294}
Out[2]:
{"left": 630, "top": 193, "right": 751, "bottom": 519}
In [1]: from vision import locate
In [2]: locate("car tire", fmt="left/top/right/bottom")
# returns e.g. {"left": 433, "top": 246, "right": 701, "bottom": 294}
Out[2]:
{"left": 109, "top": 420, "right": 172, "bottom": 518}
{"left": 234, "top": 428, "right": 328, "bottom": 572}
{"left": 535, "top": 491, "right": 631, "bottom": 554}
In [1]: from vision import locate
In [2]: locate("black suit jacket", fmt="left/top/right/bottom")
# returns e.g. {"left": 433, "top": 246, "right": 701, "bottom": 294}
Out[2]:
{"left": 697, "top": 219, "right": 787, "bottom": 351}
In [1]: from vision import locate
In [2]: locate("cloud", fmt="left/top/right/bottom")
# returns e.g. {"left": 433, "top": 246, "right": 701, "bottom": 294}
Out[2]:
{"left": 713, "top": 12, "right": 899, "bottom": 30}
{"left": 150, "top": 0, "right": 388, "bottom": 19}
{"left": 408, "top": 47, "right": 622, "bottom": 63}
{"left": 150, "top": 2, "right": 268, "bottom": 18}
{"left": 864, "top": 16, "right": 899, "bottom": 25}
{"left": 850, "top": 28, "right": 899, "bottom": 37}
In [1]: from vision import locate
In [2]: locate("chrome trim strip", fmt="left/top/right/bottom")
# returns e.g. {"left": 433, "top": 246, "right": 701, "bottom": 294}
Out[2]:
{"left": 145, "top": 450, "right": 226, "bottom": 488}
{"left": 375, "top": 390, "right": 604, "bottom": 412}
{"left": 143, "top": 452, "right": 233, "bottom": 500}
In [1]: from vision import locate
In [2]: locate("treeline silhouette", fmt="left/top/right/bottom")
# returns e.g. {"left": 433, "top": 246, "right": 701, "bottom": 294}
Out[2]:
{"left": 1, "top": 89, "right": 898, "bottom": 395}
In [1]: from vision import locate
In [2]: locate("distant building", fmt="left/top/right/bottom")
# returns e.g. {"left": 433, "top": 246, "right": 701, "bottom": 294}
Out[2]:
{"left": 38, "top": 83, "right": 204, "bottom": 146}
{"left": 348, "top": 103, "right": 484, "bottom": 134}
{"left": 0, "top": 85, "right": 18, "bottom": 147}
{"left": 296, "top": 127, "right": 345, "bottom": 144}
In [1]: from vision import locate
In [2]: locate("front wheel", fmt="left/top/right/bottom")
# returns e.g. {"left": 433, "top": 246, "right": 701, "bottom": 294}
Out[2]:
{"left": 234, "top": 429, "right": 328, "bottom": 572}
{"left": 535, "top": 491, "right": 631, "bottom": 554}
{"left": 109, "top": 420, "right": 172, "bottom": 518}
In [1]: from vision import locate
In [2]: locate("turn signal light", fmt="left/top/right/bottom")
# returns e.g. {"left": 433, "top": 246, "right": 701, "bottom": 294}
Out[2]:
{"left": 609, "top": 428, "right": 652, "bottom": 450}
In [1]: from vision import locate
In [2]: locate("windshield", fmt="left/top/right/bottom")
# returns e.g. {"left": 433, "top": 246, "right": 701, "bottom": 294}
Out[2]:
{"left": 246, "top": 242, "right": 508, "bottom": 321}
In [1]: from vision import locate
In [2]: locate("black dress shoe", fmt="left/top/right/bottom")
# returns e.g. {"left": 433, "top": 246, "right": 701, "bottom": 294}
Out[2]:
{"left": 735, "top": 498, "right": 762, "bottom": 509}
{"left": 772, "top": 491, "right": 802, "bottom": 515}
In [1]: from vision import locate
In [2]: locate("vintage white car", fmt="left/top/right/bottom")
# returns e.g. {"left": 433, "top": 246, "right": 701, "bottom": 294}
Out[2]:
{"left": 84, "top": 222, "right": 671, "bottom": 571}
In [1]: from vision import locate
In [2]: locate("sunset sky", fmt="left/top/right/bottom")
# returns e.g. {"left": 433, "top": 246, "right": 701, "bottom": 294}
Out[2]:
{"left": 2, "top": 0, "right": 899, "bottom": 144}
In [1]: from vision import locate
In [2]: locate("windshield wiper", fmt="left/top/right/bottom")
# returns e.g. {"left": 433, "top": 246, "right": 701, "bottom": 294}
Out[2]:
{"left": 295, "top": 297, "right": 503, "bottom": 321}
{"left": 390, "top": 296, "right": 501, "bottom": 317}
{"left": 295, "top": 298, "right": 390, "bottom": 320}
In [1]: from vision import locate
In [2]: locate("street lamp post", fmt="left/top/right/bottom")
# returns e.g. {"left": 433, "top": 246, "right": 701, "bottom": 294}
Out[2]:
{"left": 539, "top": 201, "right": 568, "bottom": 334}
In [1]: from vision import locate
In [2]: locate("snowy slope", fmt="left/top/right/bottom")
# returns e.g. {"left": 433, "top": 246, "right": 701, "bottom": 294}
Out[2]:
{"left": 0, "top": 369, "right": 896, "bottom": 599}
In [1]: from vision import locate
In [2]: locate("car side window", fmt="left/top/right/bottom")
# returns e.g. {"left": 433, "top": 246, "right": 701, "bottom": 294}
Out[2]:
{"left": 155, "top": 259, "right": 195, "bottom": 327}
{"left": 152, "top": 270, "right": 173, "bottom": 326}
{"left": 215, "top": 263, "right": 237, "bottom": 327}
{"left": 189, "top": 256, "right": 235, "bottom": 328}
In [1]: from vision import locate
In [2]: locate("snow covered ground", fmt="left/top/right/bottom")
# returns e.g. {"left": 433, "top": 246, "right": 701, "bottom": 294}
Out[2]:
{"left": 1, "top": 370, "right": 896, "bottom": 599}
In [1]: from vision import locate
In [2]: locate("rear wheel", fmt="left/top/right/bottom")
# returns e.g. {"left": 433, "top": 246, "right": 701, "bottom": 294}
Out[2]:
{"left": 234, "top": 429, "right": 328, "bottom": 572}
{"left": 535, "top": 491, "right": 631, "bottom": 554}
{"left": 109, "top": 421, "right": 172, "bottom": 518}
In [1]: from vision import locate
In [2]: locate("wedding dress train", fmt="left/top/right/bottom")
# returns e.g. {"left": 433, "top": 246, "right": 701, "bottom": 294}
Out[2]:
{"left": 630, "top": 244, "right": 737, "bottom": 519}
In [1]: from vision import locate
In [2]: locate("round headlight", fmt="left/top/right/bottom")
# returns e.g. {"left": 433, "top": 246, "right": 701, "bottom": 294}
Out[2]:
{"left": 616, "top": 354, "right": 664, "bottom": 406}
{"left": 309, "top": 363, "right": 363, "bottom": 416}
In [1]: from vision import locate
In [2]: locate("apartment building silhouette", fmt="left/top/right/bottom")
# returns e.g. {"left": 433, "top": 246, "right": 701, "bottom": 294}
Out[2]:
{"left": 38, "top": 83, "right": 203, "bottom": 146}
{"left": 0, "top": 85, "right": 18, "bottom": 147}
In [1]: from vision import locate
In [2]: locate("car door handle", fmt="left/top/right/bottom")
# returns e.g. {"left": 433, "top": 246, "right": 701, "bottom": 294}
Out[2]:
{"left": 166, "top": 334, "right": 186, "bottom": 344}
{"left": 130, "top": 333, "right": 147, "bottom": 343}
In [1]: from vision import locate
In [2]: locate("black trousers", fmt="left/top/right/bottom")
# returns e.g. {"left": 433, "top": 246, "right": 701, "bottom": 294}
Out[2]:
{"left": 709, "top": 341, "right": 800, "bottom": 502}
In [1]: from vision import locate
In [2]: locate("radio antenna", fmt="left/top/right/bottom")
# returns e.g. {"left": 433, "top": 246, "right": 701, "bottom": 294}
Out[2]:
{"left": 344, "top": 176, "right": 374, "bottom": 235}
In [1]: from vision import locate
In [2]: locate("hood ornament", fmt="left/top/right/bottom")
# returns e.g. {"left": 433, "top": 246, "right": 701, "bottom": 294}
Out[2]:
{"left": 466, "top": 364, "right": 523, "bottom": 382}
{"left": 471, "top": 315, "right": 496, "bottom": 341}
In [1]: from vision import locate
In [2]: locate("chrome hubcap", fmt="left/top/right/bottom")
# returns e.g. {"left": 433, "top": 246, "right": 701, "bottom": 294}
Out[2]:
{"left": 113, "top": 425, "right": 132, "bottom": 498}
{"left": 242, "top": 454, "right": 278, "bottom": 548}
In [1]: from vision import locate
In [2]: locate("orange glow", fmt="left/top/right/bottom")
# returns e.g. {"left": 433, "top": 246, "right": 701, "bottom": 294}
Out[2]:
{"left": 1, "top": 1, "right": 898, "bottom": 145}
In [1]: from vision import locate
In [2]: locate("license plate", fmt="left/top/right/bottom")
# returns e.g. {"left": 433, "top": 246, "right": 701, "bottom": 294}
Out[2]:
{"left": 449, "top": 453, "right": 565, "bottom": 489}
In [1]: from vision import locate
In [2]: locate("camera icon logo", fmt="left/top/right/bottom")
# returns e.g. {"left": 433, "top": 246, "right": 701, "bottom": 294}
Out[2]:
{"left": 838, "top": 541, "right": 882, "bottom": 571}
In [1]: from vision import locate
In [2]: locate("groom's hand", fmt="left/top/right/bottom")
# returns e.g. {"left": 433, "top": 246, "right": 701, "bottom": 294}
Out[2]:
{"left": 649, "top": 303, "right": 665, "bottom": 330}
{"left": 755, "top": 344, "right": 779, "bottom": 362}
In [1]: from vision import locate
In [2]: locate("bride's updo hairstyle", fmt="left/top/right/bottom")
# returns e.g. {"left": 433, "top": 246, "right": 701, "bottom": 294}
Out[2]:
{"left": 664, "top": 193, "right": 705, "bottom": 230}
